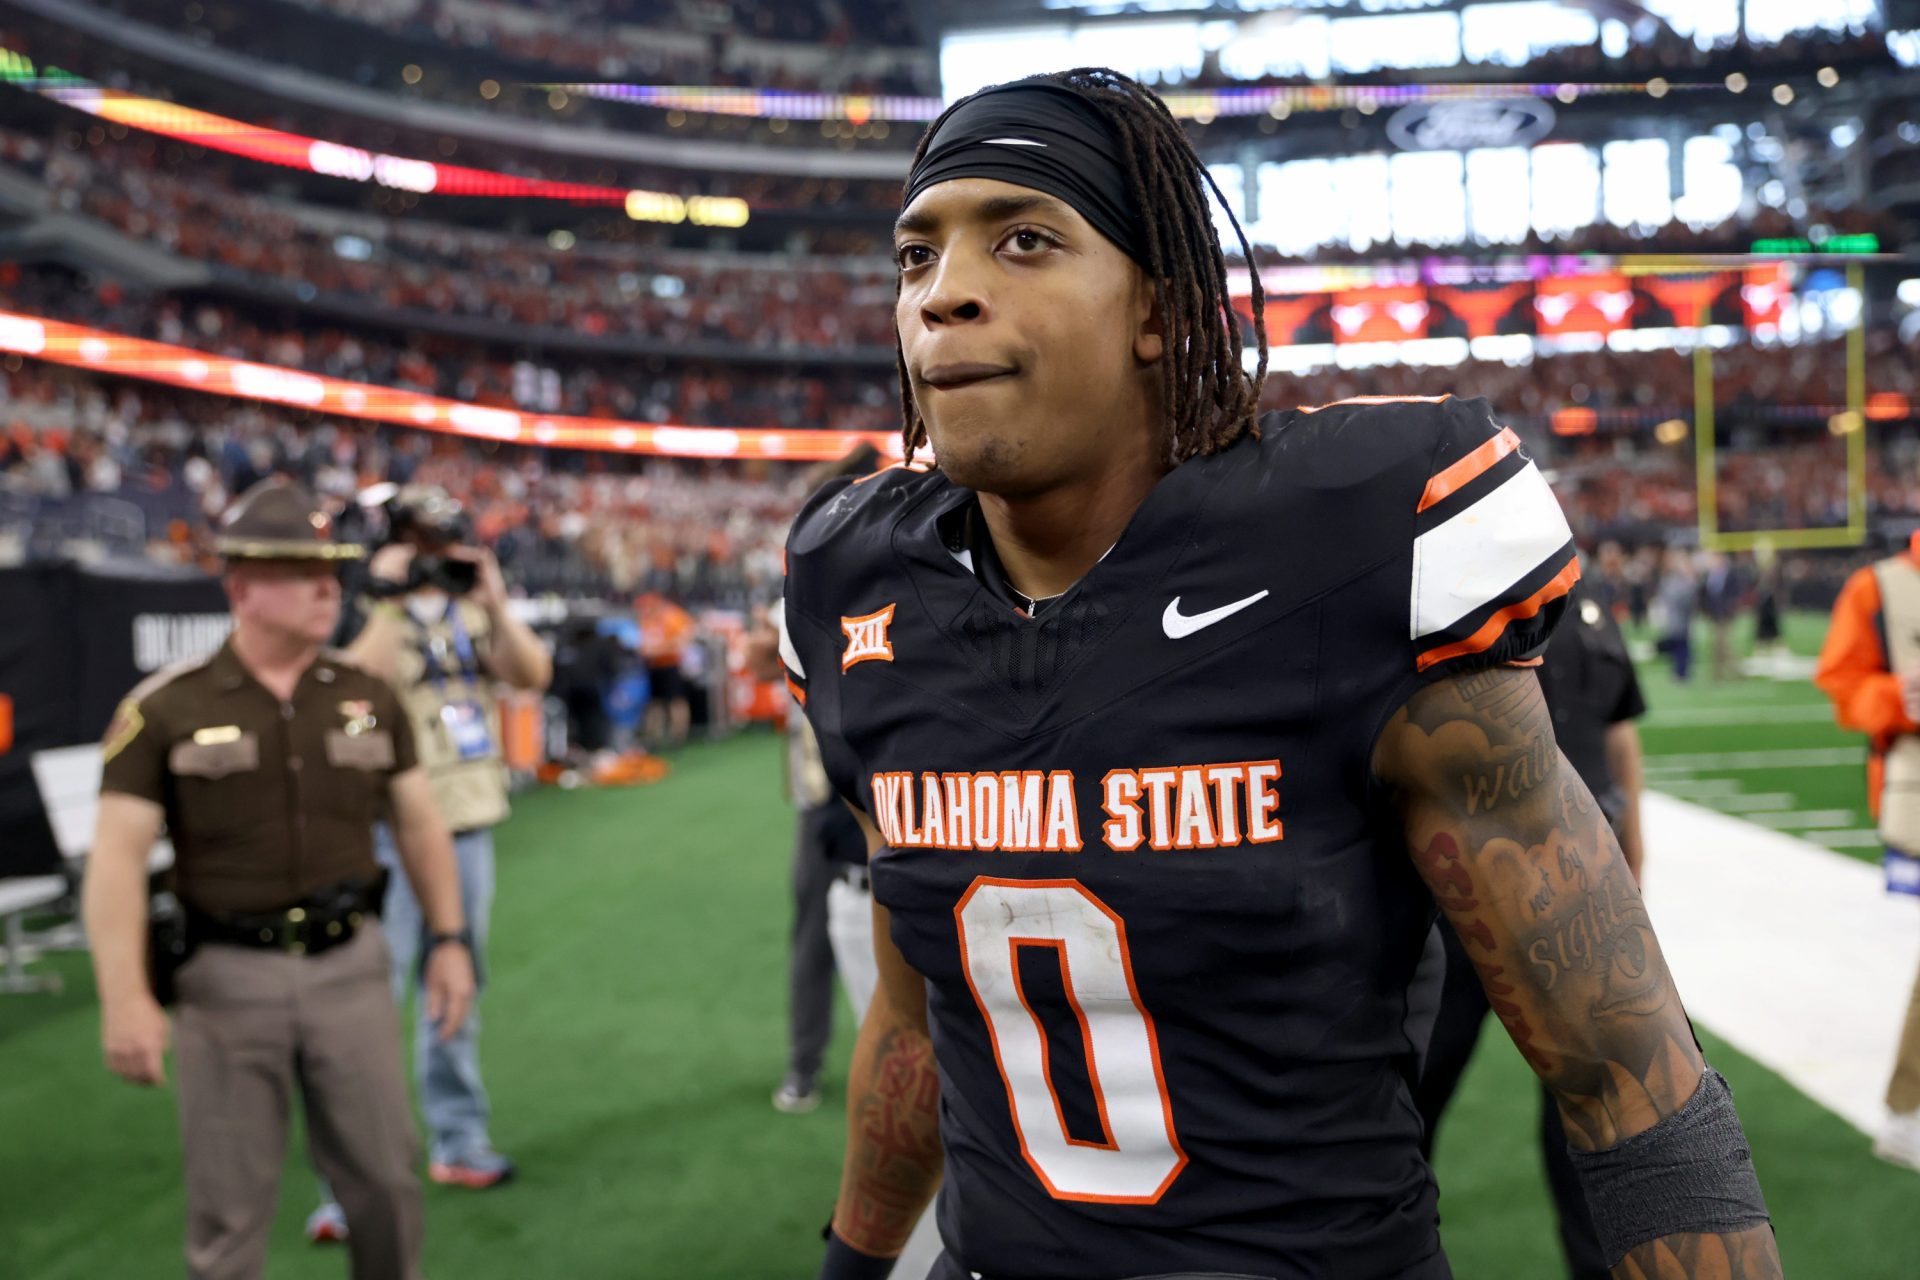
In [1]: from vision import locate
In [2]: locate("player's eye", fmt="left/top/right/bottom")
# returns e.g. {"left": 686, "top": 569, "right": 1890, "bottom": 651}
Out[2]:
{"left": 1001, "top": 227, "right": 1059, "bottom": 257}
{"left": 896, "top": 243, "right": 934, "bottom": 272}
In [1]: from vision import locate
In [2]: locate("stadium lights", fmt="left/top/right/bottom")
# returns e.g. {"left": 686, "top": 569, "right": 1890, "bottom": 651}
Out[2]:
{"left": 623, "top": 191, "right": 750, "bottom": 228}
{"left": 0, "top": 310, "right": 899, "bottom": 463}
{"left": 1726, "top": 72, "right": 1749, "bottom": 93}
{"left": 1654, "top": 419, "right": 1690, "bottom": 446}
{"left": 549, "top": 78, "right": 1717, "bottom": 123}
{"left": 0, "top": 52, "right": 749, "bottom": 224}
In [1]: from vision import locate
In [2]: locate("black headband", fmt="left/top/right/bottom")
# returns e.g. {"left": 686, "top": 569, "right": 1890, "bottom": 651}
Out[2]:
{"left": 902, "top": 79, "right": 1150, "bottom": 267}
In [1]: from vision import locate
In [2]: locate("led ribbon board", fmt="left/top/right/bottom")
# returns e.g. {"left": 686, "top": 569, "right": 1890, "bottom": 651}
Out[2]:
{"left": 0, "top": 311, "right": 896, "bottom": 461}
{"left": 547, "top": 79, "right": 1717, "bottom": 122}
{"left": 0, "top": 53, "right": 748, "bottom": 225}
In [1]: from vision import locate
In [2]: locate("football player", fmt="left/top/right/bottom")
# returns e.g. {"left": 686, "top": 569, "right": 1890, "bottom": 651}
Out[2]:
{"left": 783, "top": 69, "right": 1778, "bottom": 1280}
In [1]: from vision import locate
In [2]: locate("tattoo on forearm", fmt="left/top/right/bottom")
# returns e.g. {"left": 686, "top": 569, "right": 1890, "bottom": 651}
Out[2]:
{"left": 1615, "top": 1224, "right": 1782, "bottom": 1279}
{"left": 835, "top": 1023, "right": 943, "bottom": 1254}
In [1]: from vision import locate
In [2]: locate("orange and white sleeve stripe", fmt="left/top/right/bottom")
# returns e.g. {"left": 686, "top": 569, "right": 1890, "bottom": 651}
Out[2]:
{"left": 772, "top": 599, "right": 808, "bottom": 705}
{"left": 1410, "top": 422, "right": 1578, "bottom": 674}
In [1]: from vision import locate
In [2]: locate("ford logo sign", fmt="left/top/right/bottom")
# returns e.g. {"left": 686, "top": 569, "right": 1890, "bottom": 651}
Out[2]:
{"left": 1386, "top": 99, "right": 1557, "bottom": 151}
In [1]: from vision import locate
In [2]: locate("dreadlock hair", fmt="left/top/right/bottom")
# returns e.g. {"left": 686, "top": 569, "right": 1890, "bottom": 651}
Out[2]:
{"left": 896, "top": 67, "right": 1268, "bottom": 468}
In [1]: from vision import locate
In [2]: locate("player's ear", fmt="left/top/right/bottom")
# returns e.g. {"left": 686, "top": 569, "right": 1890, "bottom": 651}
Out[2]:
{"left": 1132, "top": 267, "right": 1167, "bottom": 366}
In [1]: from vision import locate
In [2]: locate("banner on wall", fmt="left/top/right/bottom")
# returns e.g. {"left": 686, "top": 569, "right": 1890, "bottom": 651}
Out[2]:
{"left": 0, "top": 564, "right": 227, "bottom": 878}
{"left": 1231, "top": 265, "right": 1800, "bottom": 346}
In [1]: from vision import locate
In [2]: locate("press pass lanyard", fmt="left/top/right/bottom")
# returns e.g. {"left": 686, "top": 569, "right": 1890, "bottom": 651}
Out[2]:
{"left": 420, "top": 599, "right": 482, "bottom": 692}
{"left": 422, "top": 601, "right": 493, "bottom": 761}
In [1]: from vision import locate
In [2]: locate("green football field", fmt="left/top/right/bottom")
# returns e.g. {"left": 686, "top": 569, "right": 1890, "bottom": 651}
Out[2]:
{"left": 3, "top": 610, "right": 1916, "bottom": 1278}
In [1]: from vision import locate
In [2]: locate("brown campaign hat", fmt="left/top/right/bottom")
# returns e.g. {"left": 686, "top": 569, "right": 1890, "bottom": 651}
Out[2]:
{"left": 216, "top": 479, "right": 365, "bottom": 562}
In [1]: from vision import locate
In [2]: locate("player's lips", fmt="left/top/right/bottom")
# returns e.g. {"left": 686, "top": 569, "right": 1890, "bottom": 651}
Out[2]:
{"left": 921, "top": 363, "right": 1018, "bottom": 390}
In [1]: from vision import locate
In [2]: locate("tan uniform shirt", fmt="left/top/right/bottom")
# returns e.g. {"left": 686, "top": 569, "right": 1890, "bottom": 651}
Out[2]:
{"left": 390, "top": 596, "right": 510, "bottom": 833}
{"left": 99, "top": 640, "right": 417, "bottom": 914}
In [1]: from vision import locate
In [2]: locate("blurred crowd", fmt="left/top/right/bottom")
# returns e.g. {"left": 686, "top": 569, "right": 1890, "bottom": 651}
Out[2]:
{"left": 1285, "top": 334, "right": 1920, "bottom": 421}
{"left": 8, "top": 325, "right": 1920, "bottom": 601}
{"left": 303, "top": 0, "right": 924, "bottom": 56}
{"left": 11, "top": 119, "right": 1909, "bottom": 368}
{"left": 0, "top": 358, "right": 802, "bottom": 605}
{"left": 2, "top": 265, "right": 900, "bottom": 431}
{"left": 68, "top": 0, "right": 934, "bottom": 148}
{"left": 4, "top": 126, "right": 901, "bottom": 352}
{"left": 12, "top": 250, "right": 1916, "bottom": 441}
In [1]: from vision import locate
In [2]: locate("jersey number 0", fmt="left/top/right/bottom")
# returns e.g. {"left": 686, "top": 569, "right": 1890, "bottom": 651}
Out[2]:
{"left": 955, "top": 877, "right": 1188, "bottom": 1203}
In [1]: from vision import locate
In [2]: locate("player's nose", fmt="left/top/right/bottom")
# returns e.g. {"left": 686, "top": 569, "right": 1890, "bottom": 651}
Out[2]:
{"left": 918, "top": 251, "right": 991, "bottom": 328}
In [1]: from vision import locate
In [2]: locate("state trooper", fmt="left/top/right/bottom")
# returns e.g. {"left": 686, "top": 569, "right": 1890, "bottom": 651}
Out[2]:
{"left": 82, "top": 479, "right": 475, "bottom": 1280}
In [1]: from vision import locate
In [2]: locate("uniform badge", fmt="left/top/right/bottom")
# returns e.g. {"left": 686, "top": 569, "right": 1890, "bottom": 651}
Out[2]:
{"left": 840, "top": 604, "right": 897, "bottom": 671}
{"left": 101, "top": 697, "right": 144, "bottom": 764}
{"left": 192, "top": 725, "right": 243, "bottom": 745}
{"left": 338, "top": 700, "right": 378, "bottom": 736}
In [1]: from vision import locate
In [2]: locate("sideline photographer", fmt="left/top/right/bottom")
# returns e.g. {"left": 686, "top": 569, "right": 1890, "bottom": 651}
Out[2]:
{"left": 308, "top": 486, "right": 551, "bottom": 1238}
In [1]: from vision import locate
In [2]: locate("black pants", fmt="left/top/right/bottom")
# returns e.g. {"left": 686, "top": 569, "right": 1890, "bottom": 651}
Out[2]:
{"left": 786, "top": 801, "right": 866, "bottom": 1081}
{"left": 1414, "top": 926, "right": 1609, "bottom": 1280}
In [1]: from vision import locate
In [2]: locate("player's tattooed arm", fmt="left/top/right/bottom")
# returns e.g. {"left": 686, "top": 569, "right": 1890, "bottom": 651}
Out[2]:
{"left": 831, "top": 808, "right": 943, "bottom": 1257}
{"left": 834, "top": 1008, "right": 943, "bottom": 1254}
{"left": 1374, "top": 668, "right": 1782, "bottom": 1280}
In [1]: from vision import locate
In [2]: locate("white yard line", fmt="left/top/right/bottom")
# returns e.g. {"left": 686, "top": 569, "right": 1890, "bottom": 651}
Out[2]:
{"left": 1642, "top": 793, "right": 1919, "bottom": 1138}
{"left": 1705, "top": 793, "right": 1798, "bottom": 812}
{"left": 1643, "top": 706, "right": 1839, "bottom": 727}
{"left": 1644, "top": 747, "right": 1867, "bottom": 773}
{"left": 1807, "top": 830, "right": 1887, "bottom": 850}
{"left": 1653, "top": 778, "right": 1746, "bottom": 798}
{"left": 1739, "top": 809, "right": 1864, "bottom": 830}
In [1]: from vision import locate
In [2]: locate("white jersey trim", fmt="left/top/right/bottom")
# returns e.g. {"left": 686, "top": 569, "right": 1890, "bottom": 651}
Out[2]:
{"left": 772, "top": 599, "right": 806, "bottom": 680}
{"left": 1411, "top": 460, "right": 1571, "bottom": 641}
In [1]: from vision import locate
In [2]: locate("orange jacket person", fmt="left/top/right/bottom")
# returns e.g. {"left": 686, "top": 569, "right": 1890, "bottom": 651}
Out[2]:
{"left": 1813, "top": 532, "right": 1920, "bottom": 1172}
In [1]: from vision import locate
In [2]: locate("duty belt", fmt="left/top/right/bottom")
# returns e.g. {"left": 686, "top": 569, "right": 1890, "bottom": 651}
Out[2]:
{"left": 187, "top": 875, "right": 385, "bottom": 957}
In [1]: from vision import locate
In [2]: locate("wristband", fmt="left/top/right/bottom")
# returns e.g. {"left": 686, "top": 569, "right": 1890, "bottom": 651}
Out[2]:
{"left": 819, "top": 1228, "right": 895, "bottom": 1280}
{"left": 418, "top": 929, "right": 477, "bottom": 984}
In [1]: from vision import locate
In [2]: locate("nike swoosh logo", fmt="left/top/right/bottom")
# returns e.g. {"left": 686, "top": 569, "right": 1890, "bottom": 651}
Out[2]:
{"left": 1162, "top": 590, "right": 1271, "bottom": 639}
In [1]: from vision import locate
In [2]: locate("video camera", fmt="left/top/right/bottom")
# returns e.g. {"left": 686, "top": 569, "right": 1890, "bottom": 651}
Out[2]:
{"left": 364, "top": 484, "right": 480, "bottom": 596}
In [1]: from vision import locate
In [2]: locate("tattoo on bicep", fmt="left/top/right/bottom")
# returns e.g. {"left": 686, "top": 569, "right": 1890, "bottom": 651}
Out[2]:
{"left": 1452, "top": 668, "right": 1539, "bottom": 729}
{"left": 1528, "top": 867, "right": 1554, "bottom": 917}
{"left": 1460, "top": 730, "right": 1556, "bottom": 814}
{"left": 1412, "top": 831, "right": 1551, "bottom": 1073}
{"left": 1389, "top": 669, "right": 1706, "bottom": 1150}
{"left": 1523, "top": 863, "right": 1661, "bottom": 1018}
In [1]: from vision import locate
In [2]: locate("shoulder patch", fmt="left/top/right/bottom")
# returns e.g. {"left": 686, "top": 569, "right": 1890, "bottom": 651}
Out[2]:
{"left": 320, "top": 648, "right": 378, "bottom": 678}
{"left": 121, "top": 652, "right": 217, "bottom": 707}
{"left": 101, "top": 698, "right": 145, "bottom": 765}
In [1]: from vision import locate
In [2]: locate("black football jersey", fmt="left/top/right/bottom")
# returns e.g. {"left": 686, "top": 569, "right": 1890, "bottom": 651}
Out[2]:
{"left": 781, "top": 396, "right": 1578, "bottom": 1280}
